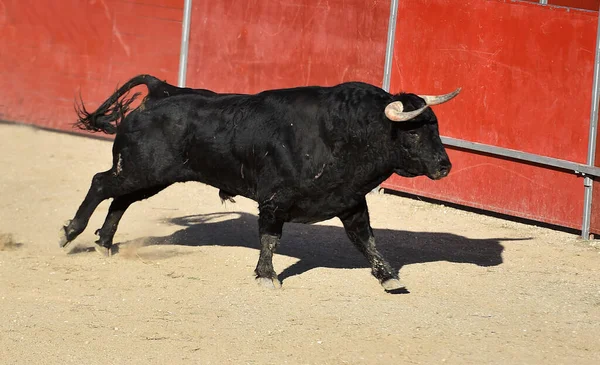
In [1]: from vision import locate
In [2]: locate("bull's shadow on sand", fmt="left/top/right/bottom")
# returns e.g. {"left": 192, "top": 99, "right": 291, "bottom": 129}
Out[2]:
{"left": 107, "top": 212, "right": 519, "bottom": 284}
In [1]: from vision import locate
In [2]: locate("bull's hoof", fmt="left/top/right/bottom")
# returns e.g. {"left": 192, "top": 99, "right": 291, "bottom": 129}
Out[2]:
{"left": 59, "top": 220, "right": 72, "bottom": 248}
{"left": 256, "top": 276, "right": 282, "bottom": 289}
{"left": 381, "top": 278, "right": 404, "bottom": 291}
{"left": 95, "top": 245, "right": 112, "bottom": 257}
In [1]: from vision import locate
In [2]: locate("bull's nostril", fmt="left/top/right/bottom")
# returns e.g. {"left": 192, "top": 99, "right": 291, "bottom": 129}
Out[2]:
{"left": 437, "top": 164, "right": 451, "bottom": 178}
{"left": 443, "top": 163, "right": 452, "bottom": 174}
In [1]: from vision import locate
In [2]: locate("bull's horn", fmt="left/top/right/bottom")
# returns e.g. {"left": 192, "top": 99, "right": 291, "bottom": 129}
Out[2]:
{"left": 384, "top": 101, "right": 429, "bottom": 122}
{"left": 419, "top": 88, "right": 461, "bottom": 106}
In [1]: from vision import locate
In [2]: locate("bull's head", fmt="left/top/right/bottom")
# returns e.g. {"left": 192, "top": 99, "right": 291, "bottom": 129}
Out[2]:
{"left": 384, "top": 88, "right": 460, "bottom": 180}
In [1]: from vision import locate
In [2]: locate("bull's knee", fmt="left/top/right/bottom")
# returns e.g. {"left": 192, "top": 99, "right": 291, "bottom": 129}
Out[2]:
{"left": 90, "top": 172, "right": 108, "bottom": 195}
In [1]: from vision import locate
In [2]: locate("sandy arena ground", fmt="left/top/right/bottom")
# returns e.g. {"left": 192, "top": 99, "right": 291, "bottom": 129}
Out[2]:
{"left": 0, "top": 123, "right": 599, "bottom": 364}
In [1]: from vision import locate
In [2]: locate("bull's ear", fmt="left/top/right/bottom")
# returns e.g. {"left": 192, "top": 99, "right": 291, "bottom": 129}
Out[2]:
{"left": 385, "top": 101, "right": 428, "bottom": 122}
{"left": 419, "top": 88, "right": 461, "bottom": 106}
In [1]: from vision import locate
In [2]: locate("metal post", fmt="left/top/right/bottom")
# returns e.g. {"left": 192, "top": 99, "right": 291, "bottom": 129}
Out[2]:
{"left": 382, "top": 0, "right": 399, "bottom": 92}
{"left": 373, "top": 0, "right": 399, "bottom": 194}
{"left": 582, "top": 8, "right": 600, "bottom": 240}
{"left": 178, "top": 0, "right": 193, "bottom": 87}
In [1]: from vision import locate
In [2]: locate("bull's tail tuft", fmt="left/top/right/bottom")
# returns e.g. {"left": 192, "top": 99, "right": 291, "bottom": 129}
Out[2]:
{"left": 72, "top": 74, "right": 158, "bottom": 135}
{"left": 74, "top": 91, "right": 141, "bottom": 135}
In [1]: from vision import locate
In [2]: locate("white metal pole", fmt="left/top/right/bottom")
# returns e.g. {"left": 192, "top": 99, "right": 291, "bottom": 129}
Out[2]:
{"left": 178, "top": 0, "right": 193, "bottom": 87}
{"left": 382, "top": 0, "right": 399, "bottom": 92}
{"left": 581, "top": 7, "right": 600, "bottom": 239}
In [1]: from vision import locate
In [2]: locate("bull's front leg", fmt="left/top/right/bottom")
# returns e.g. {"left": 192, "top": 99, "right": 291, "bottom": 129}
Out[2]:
{"left": 339, "top": 199, "right": 404, "bottom": 292}
{"left": 255, "top": 208, "right": 284, "bottom": 289}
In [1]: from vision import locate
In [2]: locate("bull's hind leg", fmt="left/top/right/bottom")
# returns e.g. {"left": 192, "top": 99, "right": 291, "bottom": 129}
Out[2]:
{"left": 59, "top": 171, "right": 116, "bottom": 248}
{"left": 339, "top": 199, "right": 403, "bottom": 292}
{"left": 254, "top": 208, "right": 284, "bottom": 289}
{"left": 94, "top": 185, "right": 168, "bottom": 256}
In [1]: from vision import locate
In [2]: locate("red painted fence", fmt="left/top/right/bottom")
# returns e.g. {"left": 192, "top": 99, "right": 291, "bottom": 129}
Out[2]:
{"left": 0, "top": 0, "right": 183, "bottom": 129}
{"left": 0, "top": 0, "right": 599, "bottom": 232}
{"left": 185, "top": 0, "right": 390, "bottom": 92}
{"left": 382, "top": 0, "right": 598, "bottom": 230}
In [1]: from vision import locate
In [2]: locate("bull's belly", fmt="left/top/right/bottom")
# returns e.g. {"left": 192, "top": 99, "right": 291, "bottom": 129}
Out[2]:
{"left": 285, "top": 195, "right": 362, "bottom": 224}
{"left": 189, "top": 169, "right": 362, "bottom": 224}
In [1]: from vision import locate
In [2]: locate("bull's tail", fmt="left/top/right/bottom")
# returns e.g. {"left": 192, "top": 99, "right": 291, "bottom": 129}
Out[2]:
{"left": 74, "top": 74, "right": 162, "bottom": 135}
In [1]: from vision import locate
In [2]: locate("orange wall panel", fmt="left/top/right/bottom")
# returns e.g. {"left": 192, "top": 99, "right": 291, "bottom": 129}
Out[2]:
{"left": 186, "top": 0, "right": 390, "bottom": 92}
{"left": 0, "top": 0, "right": 183, "bottom": 131}
{"left": 382, "top": 0, "right": 597, "bottom": 230}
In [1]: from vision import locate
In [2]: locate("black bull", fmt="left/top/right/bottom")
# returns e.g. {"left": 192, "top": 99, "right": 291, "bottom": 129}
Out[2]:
{"left": 60, "top": 74, "right": 460, "bottom": 292}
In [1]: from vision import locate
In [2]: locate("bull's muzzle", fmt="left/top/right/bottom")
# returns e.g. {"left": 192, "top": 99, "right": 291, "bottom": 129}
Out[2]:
{"left": 429, "top": 162, "right": 452, "bottom": 180}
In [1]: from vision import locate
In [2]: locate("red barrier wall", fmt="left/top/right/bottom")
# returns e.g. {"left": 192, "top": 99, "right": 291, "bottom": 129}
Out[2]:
{"left": 1, "top": 0, "right": 598, "bottom": 232}
{"left": 381, "top": 0, "right": 597, "bottom": 229}
{"left": 0, "top": 0, "right": 390, "bottom": 129}
{"left": 186, "top": 0, "right": 390, "bottom": 92}
{"left": 0, "top": 0, "right": 183, "bottom": 130}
